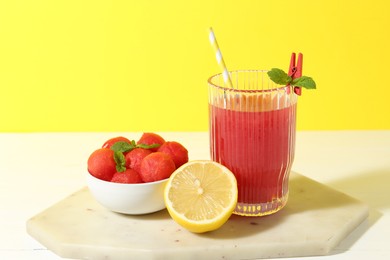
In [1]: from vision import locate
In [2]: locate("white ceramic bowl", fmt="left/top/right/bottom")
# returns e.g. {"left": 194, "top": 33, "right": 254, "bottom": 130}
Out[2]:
{"left": 86, "top": 173, "right": 168, "bottom": 215}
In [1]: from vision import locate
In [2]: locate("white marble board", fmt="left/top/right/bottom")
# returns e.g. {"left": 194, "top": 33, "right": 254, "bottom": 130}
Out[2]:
{"left": 26, "top": 172, "right": 369, "bottom": 259}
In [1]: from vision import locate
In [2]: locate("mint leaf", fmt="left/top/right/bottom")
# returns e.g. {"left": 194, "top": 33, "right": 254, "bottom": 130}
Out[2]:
{"left": 110, "top": 141, "right": 135, "bottom": 153}
{"left": 111, "top": 140, "right": 161, "bottom": 153}
{"left": 267, "top": 68, "right": 317, "bottom": 90}
{"left": 291, "top": 76, "right": 316, "bottom": 89}
{"left": 267, "top": 68, "right": 292, "bottom": 85}
{"left": 137, "top": 143, "right": 161, "bottom": 150}
{"left": 113, "top": 151, "right": 126, "bottom": 172}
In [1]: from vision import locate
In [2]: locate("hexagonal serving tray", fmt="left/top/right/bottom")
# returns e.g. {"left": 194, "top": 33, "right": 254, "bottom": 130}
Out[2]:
{"left": 26, "top": 172, "right": 369, "bottom": 259}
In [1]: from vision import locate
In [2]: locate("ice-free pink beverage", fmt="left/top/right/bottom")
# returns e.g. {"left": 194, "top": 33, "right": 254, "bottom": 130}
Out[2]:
{"left": 208, "top": 70, "right": 297, "bottom": 216}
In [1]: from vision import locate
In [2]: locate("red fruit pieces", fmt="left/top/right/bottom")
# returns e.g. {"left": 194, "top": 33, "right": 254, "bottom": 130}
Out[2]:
{"left": 125, "top": 148, "right": 152, "bottom": 173}
{"left": 88, "top": 133, "right": 190, "bottom": 184}
{"left": 111, "top": 169, "right": 143, "bottom": 184}
{"left": 137, "top": 133, "right": 165, "bottom": 152}
{"left": 87, "top": 148, "right": 117, "bottom": 181}
{"left": 140, "top": 152, "right": 176, "bottom": 182}
{"left": 102, "top": 136, "right": 131, "bottom": 149}
{"left": 158, "top": 141, "right": 189, "bottom": 168}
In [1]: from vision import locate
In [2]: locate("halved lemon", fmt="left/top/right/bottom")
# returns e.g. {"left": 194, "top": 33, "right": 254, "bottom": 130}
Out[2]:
{"left": 164, "top": 160, "right": 238, "bottom": 233}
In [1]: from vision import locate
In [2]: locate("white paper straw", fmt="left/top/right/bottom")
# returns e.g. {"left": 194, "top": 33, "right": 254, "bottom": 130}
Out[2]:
{"left": 209, "top": 27, "right": 234, "bottom": 89}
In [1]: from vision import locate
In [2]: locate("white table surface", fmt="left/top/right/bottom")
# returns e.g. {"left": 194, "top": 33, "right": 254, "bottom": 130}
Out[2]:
{"left": 1, "top": 131, "right": 389, "bottom": 259}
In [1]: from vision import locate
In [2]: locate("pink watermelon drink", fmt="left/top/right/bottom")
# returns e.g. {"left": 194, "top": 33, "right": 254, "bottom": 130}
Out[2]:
{"left": 208, "top": 70, "right": 297, "bottom": 216}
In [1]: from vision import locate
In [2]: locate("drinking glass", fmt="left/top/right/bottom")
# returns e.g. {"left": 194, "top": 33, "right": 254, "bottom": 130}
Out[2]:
{"left": 208, "top": 70, "right": 297, "bottom": 216}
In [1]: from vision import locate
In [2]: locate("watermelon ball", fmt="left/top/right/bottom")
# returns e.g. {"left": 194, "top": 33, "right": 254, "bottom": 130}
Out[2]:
{"left": 87, "top": 148, "right": 117, "bottom": 181}
{"left": 157, "top": 141, "right": 189, "bottom": 168}
{"left": 111, "top": 169, "right": 144, "bottom": 184}
{"left": 102, "top": 136, "right": 131, "bottom": 149}
{"left": 137, "top": 132, "right": 165, "bottom": 152}
{"left": 140, "top": 152, "right": 176, "bottom": 182}
{"left": 125, "top": 148, "right": 152, "bottom": 174}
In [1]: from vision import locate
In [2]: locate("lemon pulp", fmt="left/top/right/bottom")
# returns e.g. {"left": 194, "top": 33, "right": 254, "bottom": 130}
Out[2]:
{"left": 164, "top": 160, "right": 238, "bottom": 233}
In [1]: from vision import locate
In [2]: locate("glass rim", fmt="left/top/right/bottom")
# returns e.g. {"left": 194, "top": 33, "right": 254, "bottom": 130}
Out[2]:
{"left": 207, "top": 69, "right": 290, "bottom": 93}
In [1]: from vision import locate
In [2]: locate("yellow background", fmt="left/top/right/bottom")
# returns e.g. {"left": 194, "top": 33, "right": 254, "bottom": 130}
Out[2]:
{"left": 1, "top": 0, "right": 389, "bottom": 132}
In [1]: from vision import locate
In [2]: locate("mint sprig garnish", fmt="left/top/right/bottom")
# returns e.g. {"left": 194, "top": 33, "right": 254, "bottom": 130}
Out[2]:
{"left": 111, "top": 141, "right": 135, "bottom": 153}
{"left": 267, "top": 68, "right": 292, "bottom": 85}
{"left": 291, "top": 76, "right": 316, "bottom": 89}
{"left": 110, "top": 140, "right": 161, "bottom": 172}
{"left": 267, "top": 68, "right": 316, "bottom": 89}
{"left": 113, "top": 151, "right": 126, "bottom": 172}
{"left": 110, "top": 141, "right": 160, "bottom": 153}
{"left": 136, "top": 143, "right": 160, "bottom": 149}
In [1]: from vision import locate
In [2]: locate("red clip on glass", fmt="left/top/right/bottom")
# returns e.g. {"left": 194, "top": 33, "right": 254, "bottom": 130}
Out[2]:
{"left": 288, "top": 52, "right": 303, "bottom": 95}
